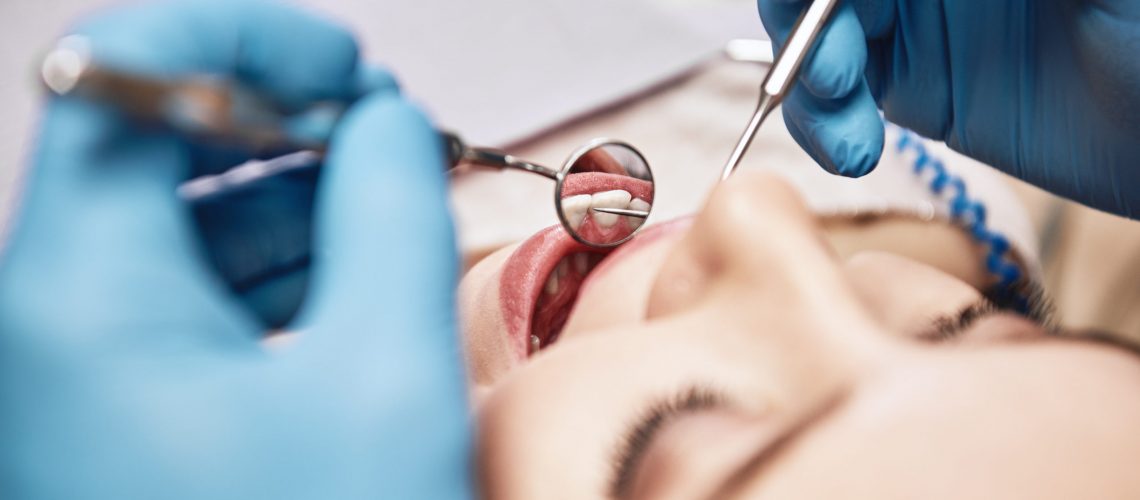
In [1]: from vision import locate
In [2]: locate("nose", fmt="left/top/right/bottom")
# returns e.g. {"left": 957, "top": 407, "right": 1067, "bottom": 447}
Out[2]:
{"left": 645, "top": 173, "right": 892, "bottom": 380}
{"left": 647, "top": 173, "right": 857, "bottom": 319}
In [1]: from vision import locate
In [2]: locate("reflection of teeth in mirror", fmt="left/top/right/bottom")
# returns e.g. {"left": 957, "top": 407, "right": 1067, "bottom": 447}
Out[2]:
{"left": 628, "top": 198, "right": 651, "bottom": 229}
{"left": 562, "top": 194, "right": 592, "bottom": 230}
{"left": 589, "top": 190, "right": 632, "bottom": 227}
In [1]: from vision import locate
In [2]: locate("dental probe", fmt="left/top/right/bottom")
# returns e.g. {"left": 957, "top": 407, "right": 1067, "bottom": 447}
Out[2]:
{"left": 589, "top": 207, "right": 649, "bottom": 219}
{"left": 720, "top": 0, "right": 842, "bottom": 180}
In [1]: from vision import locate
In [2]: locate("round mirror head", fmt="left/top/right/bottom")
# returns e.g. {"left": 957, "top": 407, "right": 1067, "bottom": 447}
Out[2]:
{"left": 555, "top": 140, "right": 655, "bottom": 248}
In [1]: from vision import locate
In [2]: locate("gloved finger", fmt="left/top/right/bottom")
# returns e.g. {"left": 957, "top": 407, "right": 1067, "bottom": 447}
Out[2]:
{"left": 356, "top": 64, "right": 402, "bottom": 98}
{"left": 0, "top": 99, "right": 258, "bottom": 347}
{"left": 757, "top": 0, "right": 867, "bottom": 100}
{"left": 292, "top": 92, "right": 460, "bottom": 369}
{"left": 783, "top": 106, "right": 830, "bottom": 168}
{"left": 73, "top": 0, "right": 386, "bottom": 110}
{"left": 780, "top": 81, "right": 885, "bottom": 177}
{"left": 0, "top": 1, "right": 382, "bottom": 346}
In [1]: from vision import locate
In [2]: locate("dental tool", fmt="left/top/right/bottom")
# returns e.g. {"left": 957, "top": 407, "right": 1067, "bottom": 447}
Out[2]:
{"left": 720, "top": 0, "right": 842, "bottom": 180}
{"left": 589, "top": 207, "right": 649, "bottom": 219}
{"left": 39, "top": 35, "right": 657, "bottom": 249}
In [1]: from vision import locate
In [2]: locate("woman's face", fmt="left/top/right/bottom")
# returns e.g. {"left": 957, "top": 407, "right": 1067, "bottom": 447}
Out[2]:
{"left": 459, "top": 173, "right": 1140, "bottom": 499}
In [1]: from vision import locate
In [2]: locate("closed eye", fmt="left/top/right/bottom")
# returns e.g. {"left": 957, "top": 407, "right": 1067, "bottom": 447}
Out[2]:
{"left": 608, "top": 386, "right": 726, "bottom": 499}
{"left": 920, "top": 279, "right": 1057, "bottom": 342}
{"left": 919, "top": 299, "right": 1000, "bottom": 342}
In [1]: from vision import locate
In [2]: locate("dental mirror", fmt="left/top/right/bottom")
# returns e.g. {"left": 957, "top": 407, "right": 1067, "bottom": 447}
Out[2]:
{"left": 555, "top": 140, "right": 655, "bottom": 248}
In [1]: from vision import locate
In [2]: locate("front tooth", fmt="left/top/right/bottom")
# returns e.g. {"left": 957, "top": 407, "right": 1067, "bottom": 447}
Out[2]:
{"left": 628, "top": 198, "right": 651, "bottom": 229}
{"left": 544, "top": 271, "right": 559, "bottom": 295}
{"left": 590, "top": 190, "right": 632, "bottom": 227}
{"left": 556, "top": 260, "right": 570, "bottom": 278}
{"left": 561, "top": 194, "right": 592, "bottom": 230}
{"left": 572, "top": 253, "right": 591, "bottom": 274}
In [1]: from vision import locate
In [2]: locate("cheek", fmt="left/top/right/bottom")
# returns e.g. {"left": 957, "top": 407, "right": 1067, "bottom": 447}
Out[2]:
{"left": 459, "top": 246, "right": 519, "bottom": 386}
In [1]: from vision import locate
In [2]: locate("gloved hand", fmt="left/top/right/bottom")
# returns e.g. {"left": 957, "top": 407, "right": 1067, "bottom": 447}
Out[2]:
{"left": 0, "top": 1, "right": 471, "bottom": 499}
{"left": 758, "top": 0, "right": 1140, "bottom": 218}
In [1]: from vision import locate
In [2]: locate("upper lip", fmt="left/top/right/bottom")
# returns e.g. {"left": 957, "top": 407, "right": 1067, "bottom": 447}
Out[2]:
{"left": 561, "top": 172, "right": 654, "bottom": 202}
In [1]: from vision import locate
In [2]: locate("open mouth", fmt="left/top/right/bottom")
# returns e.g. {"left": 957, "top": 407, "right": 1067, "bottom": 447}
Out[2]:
{"left": 498, "top": 216, "right": 693, "bottom": 361}
{"left": 498, "top": 225, "right": 619, "bottom": 359}
{"left": 499, "top": 174, "right": 654, "bottom": 359}
{"left": 529, "top": 247, "right": 608, "bottom": 353}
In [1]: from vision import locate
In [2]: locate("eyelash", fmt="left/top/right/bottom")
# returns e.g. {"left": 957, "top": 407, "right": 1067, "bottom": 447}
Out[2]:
{"left": 923, "top": 281, "right": 1057, "bottom": 343}
{"left": 609, "top": 386, "right": 725, "bottom": 499}
{"left": 922, "top": 300, "right": 1002, "bottom": 342}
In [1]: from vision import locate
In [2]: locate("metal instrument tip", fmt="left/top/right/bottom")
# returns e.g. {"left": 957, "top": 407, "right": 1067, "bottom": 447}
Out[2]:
{"left": 589, "top": 207, "right": 650, "bottom": 219}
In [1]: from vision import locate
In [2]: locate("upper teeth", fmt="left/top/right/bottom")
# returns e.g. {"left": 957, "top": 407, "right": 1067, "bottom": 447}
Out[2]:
{"left": 561, "top": 194, "right": 592, "bottom": 230}
{"left": 628, "top": 198, "right": 651, "bottom": 229}
{"left": 562, "top": 190, "right": 648, "bottom": 230}
{"left": 590, "top": 190, "right": 633, "bottom": 227}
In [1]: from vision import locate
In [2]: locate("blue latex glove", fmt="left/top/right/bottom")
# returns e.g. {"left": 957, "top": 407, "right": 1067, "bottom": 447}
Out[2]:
{"left": 0, "top": 1, "right": 472, "bottom": 498}
{"left": 758, "top": 0, "right": 1140, "bottom": 218}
